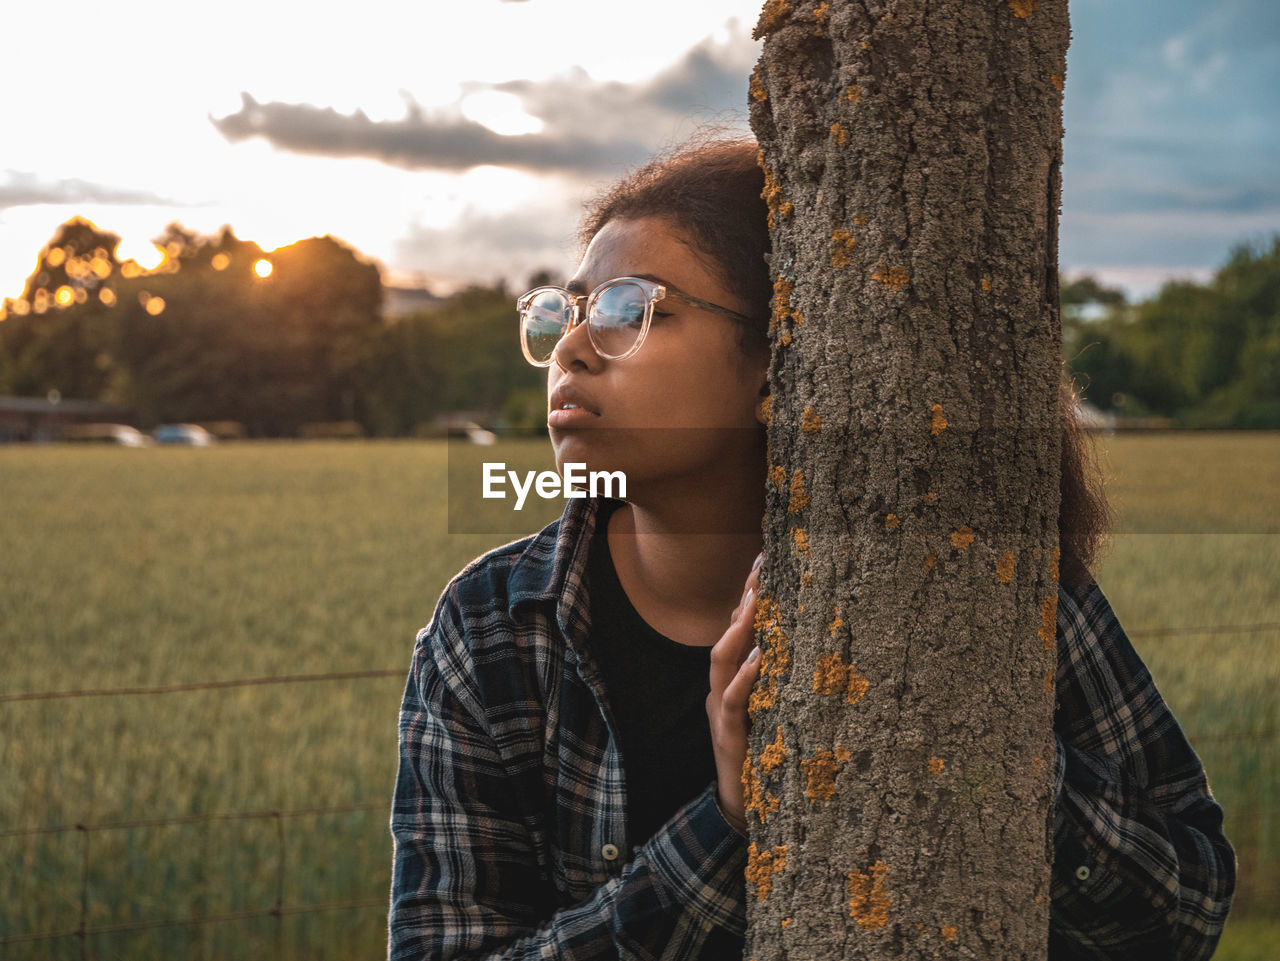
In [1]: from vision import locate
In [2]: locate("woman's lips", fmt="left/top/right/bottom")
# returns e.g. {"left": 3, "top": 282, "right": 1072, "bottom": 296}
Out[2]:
{"left": 547, "top": 406, "right": 601, "bottom": 428}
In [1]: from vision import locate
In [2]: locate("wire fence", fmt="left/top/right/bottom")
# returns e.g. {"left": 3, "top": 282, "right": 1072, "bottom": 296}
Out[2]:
{"left": 0, "top": 801, "right": 387, "bottom": 955}
{"left": 3, "top": 620, "right": 1276, "bottom": 954}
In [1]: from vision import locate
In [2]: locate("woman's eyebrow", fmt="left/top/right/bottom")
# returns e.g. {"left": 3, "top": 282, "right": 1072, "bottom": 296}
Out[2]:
{"left": 564, "top": 273, "right": 679, "bottom": 296}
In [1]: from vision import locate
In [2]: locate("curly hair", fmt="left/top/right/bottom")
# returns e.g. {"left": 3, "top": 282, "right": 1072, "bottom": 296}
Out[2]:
{"left": 581, "top": 137, "right": 1113, "bottom": 588}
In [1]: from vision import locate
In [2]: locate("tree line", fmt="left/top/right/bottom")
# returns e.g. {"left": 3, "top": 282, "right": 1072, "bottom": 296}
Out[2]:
{"left": 1063, "top": 237, "right": 1280, "bottom": 428}
{"left": 1, "top": 218, "right": 1276, "bottom": 435}
{"left": 0, "top": 218, "right": 545, "bottom": 437}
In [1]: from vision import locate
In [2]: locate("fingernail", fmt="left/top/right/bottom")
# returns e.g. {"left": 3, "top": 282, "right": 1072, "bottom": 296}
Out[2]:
{"left": 752, "top": 552, "right": 763, "bottom": 571}
{"left": 744, "top": 587, "right": 755, "bottom": 612}
{"left": 747, "top": 646, "right": 762, "bottom": 664}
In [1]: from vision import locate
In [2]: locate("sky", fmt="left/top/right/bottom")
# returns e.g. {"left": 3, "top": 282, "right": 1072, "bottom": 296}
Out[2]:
{"left": 1, "top": 0, "right": 1276, "bottom": 303}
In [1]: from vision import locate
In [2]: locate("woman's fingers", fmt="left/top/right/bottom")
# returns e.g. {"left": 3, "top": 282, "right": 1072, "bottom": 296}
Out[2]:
{"left": 722, "top": 643, "right": 762, "bottom": 714}
{"left": 710, "top": 584, "right": 758, "bottom": 693}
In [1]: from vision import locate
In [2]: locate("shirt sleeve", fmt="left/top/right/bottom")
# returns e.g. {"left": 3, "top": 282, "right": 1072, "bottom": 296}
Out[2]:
{"left": 388, "top": 591, "right": 748, "bottom": 961}
{"left": 1048, "top": 580, "right": 1236, "bottom": 960}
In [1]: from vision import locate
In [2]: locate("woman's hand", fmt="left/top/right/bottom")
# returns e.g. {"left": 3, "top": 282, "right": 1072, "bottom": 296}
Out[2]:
{"left": 706, "top": 553, "right": 764, "bottom": 836}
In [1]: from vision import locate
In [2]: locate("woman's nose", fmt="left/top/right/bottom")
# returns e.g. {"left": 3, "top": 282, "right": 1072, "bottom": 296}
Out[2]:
{"left": 552, "top": 311, "right": 599, "bottom": 372}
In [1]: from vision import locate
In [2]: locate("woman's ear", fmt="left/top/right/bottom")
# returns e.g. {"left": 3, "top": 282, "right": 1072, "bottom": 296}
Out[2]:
{"left": 755, "top": 384, "right": 772, "bottom": 426}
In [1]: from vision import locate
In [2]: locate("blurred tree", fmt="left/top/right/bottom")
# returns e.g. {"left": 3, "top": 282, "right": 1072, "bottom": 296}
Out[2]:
{"left": 353, "top": 284, "right": 544, "bottom": 434}
{"left": 1, "top": 218, "right": 125, "bottom": 400}
{"left": 1065, "top": 236, "right": 1280, "bottom": 426}
{"left": 1059, "top": 274, "right": 1126, "bottom": 310}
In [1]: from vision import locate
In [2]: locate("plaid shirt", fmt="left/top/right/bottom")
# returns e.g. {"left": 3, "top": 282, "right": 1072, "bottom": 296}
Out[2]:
{"left": 389, "top": 496, "right": 1234, "bottom": 960}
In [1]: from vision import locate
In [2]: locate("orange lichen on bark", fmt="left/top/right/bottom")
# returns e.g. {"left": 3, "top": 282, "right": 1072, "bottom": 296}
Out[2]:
{"left": 780, "top": 329, "right": 793, "bottom": 346}
{"left": 1032, "top": 754, "right": 1044, "bottom": 777}
{"left": 1050, "top": 546, "right": 1060, "bottom": 583}
{"left": 770, "top": 275, "right": 800, "bottom": 332}
{"left": 742, "top": 753, "right": 779, "bottom": 823}
{"left": 802, "top": 746, "right": 851, "bottom": 801}
{"left": 813, "top": 1, "right": 829, "bottom": 23}
{"left": 801, "top": 407, "right": 822, "bottom": 432}
{"left": 750, "top": 595, "right": 792, "bottom": 716}
{"left": 827, "top": 611, "right": 844, "bottom": 635}
{"left": 1045, "top": 668, "right": 1055, "bottom": 696}
{"left": 884, "top": 513, "right": 899, "bottom": 530}
{"left": 830, "top": 122, "right": 848, "bottom": 146}
{"left": 781, "top": 918, "right": 793, "bottom": 929}
{"left": 853, "top": 215, "right": 866, "bottom": 226}
{"left": 997, "top": 549, "right": 1016, "bottom": 583}
{"left": 930, "top": 403, "right": 948, "bottom": 435}
{"left": 981, "top": 276, "right": 992, "bottom": 292}
{"left": 747, "top": 844, "right": 788, "bottom": 899}
{"left": 760, "top": 158, "right": 794, "bottom": 230}
{"left": 928, "top": 756, "right": 945, "bottom": 775}
{"left": 872, "top": 264, "right": 910, "bottom": 291}
{"left": 924, "top": 548, "right": 937, "bottom": 572}
{"left": 788, "top": 469, "right": 809, "bottom": 513}
{"left": 750, "top": 64, "right": 768, "bottom": 102}
{"left": 845, "top": 84, "right": 862, "bottom": 104}
{"left": 848, "top": 861, "right": 891, "bottom": 928}
{"left": 768, "top": 462, "right": 786, "bottom": 491}
{"left": 792, "top": 527, "right": 810, "bottom": 557}
{"left": 941, "top": 925, "right": 958, "bottom": 941}
{"left": 754, "top": 0, "right": 794, "bottom": 38}
{"left": 760, "top": 726, "right": 787, "bottom": 772}
{"left": 923, "top": 491, "right": 936, "bottom": 504}
{"left": 1050, "top": 73, "right": 1064, "bottom": 92}
{"left": 1008, "top": 0, "right": 1037, "bottom": 17}
{"left": 1039, "top": 595, "right": 1058, "bottom": 650}
{"left": 951, "top": 526, "right": 975, "bottom": 549}
{"left": 813, "top": 651, "right": 869, "bottom": 705}
{"left": 830, "top": 229, "right": 856, "bottom": 268}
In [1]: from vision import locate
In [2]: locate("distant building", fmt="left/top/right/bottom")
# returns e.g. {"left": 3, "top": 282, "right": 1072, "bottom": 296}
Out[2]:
{"left": 1074, "top": 400, "right": 1117, "bottom": 432}
{"left": 383, "top": 285, "right": 442, "bottom": 319}
{"left": 0, "top": 396, "right": 137, "bottom": 443}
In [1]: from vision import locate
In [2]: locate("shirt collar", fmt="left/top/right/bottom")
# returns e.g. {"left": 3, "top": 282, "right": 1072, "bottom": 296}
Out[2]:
{"left": 506, "top": 495, "right": 611, "bottom": 642}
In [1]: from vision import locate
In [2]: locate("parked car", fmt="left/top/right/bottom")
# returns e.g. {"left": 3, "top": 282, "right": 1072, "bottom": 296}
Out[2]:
{"left": 152, "top": 423, "right": 216, "bottom": 446}
{"left": 60, "top": 423, "right": 151, "bottom": 446}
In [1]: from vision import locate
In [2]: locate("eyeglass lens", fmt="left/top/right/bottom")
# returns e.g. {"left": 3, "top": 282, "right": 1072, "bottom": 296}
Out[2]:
{"left": 522, "top": 290, "right": 574, "bottom": 364}
{"left": 521, "top": 282, "right": 649, "bottom": 362}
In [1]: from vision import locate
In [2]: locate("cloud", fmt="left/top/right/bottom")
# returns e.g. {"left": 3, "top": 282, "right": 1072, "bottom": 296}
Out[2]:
{"left": 0, "top": 171, "right": 174, "bottom": 210}
{"left": 211, "top": 28, "right": 757, "bottom": 175}
{"left": 392, "top": 198, "right": 582, "bottom": 292}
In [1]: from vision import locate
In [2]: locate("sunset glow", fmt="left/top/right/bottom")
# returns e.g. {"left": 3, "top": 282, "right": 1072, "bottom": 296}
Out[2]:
{"left": 117, "top": 239, "right": 166, "bottom": 271}
{"left": 460, "top": 91, "right": 545, "bottom": 136}
{"left": 254, "top": 258, "right": 273, "bottom": 278}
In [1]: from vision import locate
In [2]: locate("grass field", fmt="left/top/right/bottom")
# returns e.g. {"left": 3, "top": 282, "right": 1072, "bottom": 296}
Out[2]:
{"left": 1, "top": 432, "right": 1276, "bottom": 958}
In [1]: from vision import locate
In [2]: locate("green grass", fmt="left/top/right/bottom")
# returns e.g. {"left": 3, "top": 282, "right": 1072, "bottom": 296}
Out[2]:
{"left": 0, "top": 433, "right": 1275, "bottom": 957}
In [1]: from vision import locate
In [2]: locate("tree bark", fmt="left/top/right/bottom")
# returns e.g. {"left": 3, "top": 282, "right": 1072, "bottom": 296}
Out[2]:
{"left": 745, "top": 1, "right": 1068, "bottom": 958}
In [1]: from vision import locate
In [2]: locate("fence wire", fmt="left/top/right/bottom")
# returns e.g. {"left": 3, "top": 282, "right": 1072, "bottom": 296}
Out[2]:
{"left": 3, "top": 619, "right": 1276, "bottom": 952}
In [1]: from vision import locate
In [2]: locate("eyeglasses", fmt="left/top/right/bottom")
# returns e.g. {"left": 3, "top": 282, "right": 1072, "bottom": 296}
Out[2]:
{"left": 516, "top": 275, "right": 757, "bottom": 367}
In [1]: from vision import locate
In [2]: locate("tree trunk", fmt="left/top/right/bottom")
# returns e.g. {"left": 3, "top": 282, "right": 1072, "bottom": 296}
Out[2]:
{"left": 744, "top": 2, "right": 1068, "bottom": 958}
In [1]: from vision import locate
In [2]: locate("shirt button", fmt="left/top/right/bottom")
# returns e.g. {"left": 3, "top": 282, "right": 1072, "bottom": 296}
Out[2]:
{"left": 1075, "top": 865, "right": 1091, "bottom": 881}
{"left": 601, "top": 843, "right": 619, "bottom": 862}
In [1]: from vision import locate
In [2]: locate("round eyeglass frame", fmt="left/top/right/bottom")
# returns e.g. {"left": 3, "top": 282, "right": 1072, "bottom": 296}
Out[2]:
{"left": 516, "top": 275, "right": 758, "bottom": 367}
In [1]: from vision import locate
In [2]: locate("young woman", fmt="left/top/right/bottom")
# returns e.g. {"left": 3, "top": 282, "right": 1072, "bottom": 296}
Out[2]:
{"left": 389, "top": 140, "right": 1235, "bottom": 960}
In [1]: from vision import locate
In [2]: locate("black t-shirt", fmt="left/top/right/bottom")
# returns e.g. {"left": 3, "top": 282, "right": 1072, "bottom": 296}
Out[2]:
{"left": 586, "top": 500, "right": 742, "bottom": 959}
{"left": 586, "top": 500, "right": 718, "bottom": 843}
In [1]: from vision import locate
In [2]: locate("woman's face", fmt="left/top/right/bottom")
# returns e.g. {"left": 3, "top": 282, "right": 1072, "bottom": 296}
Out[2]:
{"left": 546, "top": 216, "right": 768, "bottom": 498}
